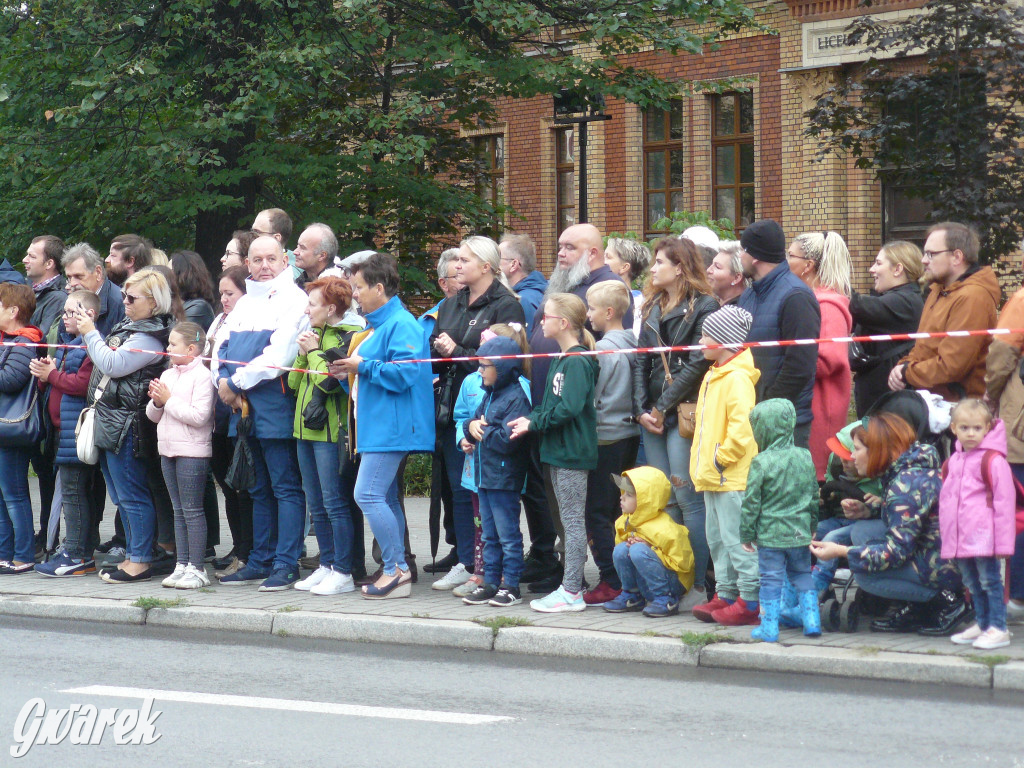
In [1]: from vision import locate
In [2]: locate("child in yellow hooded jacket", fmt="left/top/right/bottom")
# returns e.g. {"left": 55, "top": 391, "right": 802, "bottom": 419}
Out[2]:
{"left": 603, "top": 466, "right": 695, "bottom": 617}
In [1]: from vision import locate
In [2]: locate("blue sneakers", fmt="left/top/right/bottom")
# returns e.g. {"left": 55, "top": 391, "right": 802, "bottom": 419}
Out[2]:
{"left": 642, "top": 596, "right": 680, "bottom": 618}
{"left": 219, "top": 564, "right": 270, "bottom": 585}
{"left": 258, "top": 569, "right": 300, "bottom": 592}
{"left": 603, "top": 590, "right": 646, "bottom": 613}
{"left": 35, "top": 551, "right": 96, "bottom": 577}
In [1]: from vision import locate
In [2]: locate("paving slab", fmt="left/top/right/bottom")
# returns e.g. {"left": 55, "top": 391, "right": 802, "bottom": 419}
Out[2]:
{"left": 0, "top": 595, "right": 146, "bottom": 625}
{"left": 272, "top": 611, "right": 494, "bottom": 650}
{"left": 494, "top": 625, "right": 700, "bottom": 666}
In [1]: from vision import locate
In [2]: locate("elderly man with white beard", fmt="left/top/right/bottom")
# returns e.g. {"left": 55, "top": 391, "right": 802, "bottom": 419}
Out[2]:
{"left": 518, "top": 223, "right": 634, "bottom": 593}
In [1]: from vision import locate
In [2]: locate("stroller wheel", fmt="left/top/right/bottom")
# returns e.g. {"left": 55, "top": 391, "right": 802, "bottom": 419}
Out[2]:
{"left": 822, "top": 598, "right": 840, "bottom": 632}
{"left": 839, "top": 600, "right": 859, "bottom": 633}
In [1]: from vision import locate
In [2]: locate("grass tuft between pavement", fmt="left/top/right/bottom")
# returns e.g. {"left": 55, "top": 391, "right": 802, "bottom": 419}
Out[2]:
{"left": 472, "top": 615, "right": 533, "bottom": 638}
{"left": 132, "top": 596, "right": 188, "bottom": 610}
{"left": 680, "top": 630, "right": 732, "bottom": 648}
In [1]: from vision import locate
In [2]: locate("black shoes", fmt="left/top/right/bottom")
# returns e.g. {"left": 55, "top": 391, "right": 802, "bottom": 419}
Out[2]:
{"left": 423, "top": 549, "right": 458, "bottom": 574}
{"left": 870, "top": 601, "right": 925, "bottom": 633}
{"left": 521, "top": 550, "right": 560, "bottom": 585}
{"left": 917, "top": 589, "right": 974, "bottom": 637}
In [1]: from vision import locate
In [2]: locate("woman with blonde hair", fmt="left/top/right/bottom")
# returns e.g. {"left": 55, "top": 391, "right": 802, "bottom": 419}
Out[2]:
{"left": 634, "top": 237, "right": 718, "bottom": 611}
{"left": 787, "top": 231, "right": 854, "bottom": 479}
{"left": 849, "top": 240, "right": 925, "bottom": 417}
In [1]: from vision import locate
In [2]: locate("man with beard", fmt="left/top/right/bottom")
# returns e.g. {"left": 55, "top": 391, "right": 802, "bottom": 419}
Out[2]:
{"left": 521, "top": 223, "right": 633, "bottom": 591}
{"left": 104, "top": 234, "right": 153, "bottom": 287}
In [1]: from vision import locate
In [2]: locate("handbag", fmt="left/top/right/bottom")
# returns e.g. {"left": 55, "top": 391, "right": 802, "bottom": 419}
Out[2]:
{"left": 656, "top": 347, "right": 698, "bottom": 439}
{"left": 225, "top": 398, "right": 257, "bottom": 491}
{"left": 0, "top": 380, "right": 44, "bottom": 448}
{"left": 75, "top": 374, "right": 110, "bottom": 464}
{"left": 434, "top": 365, "right": 457, "bottom": 430}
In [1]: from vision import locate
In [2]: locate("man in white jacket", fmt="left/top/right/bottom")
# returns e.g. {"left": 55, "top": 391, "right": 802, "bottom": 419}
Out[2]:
{"left": 213, "top": 236, "right": 310, "bottom": 591}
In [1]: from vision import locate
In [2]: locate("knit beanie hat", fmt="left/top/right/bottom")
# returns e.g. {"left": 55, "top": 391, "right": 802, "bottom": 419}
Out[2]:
{"left": 702, "top": 305, "right": 752, "bottom": 349}
{"left": 740, "top": 219, "right": 786, "bottom": 264}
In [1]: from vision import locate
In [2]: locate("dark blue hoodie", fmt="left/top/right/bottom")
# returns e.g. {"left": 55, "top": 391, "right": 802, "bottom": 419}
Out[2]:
{"left": 463, "top": 337, "right": 532, "bottom": 491}
{"left": 0, "top": 259, "right": 27, "bottom": 285}
{"left": 513, "top": 270, "right": 548, "bottom": 335}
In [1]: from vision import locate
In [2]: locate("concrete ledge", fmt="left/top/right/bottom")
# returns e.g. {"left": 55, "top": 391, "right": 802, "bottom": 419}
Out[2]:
{"left": 699, "top": 642, "right": 992, "bottom": 687}
{"left": 146, "top": 605, "right": 273, "bottom": 633}
{"left": 0, "top": 595, "right": 146, "bottom": 625}
{"left": 494, "top": 626, "right": 699, "bottom": 666}
{"left": 272, "top": 612, "right": 494, "bottom": 650}
{"left": 992, "top": 661, "right": 1024, "bottom": 691}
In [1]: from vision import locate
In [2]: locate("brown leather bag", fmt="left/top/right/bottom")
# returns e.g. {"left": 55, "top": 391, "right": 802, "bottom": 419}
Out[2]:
{"left": 657, "top": 348, "right": 697, "bottom": 439}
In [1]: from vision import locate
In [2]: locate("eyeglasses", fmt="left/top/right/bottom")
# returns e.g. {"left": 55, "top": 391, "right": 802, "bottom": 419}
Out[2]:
{"left": 478, "top": 362, "right": 495, "bottom": 370}
{"left": 62, "top": 309, "right": 79, "bottom": 317}
{"left": 252, "top": 228, "right": 274, "bottom": 237}
{"left": 124, "top": 293, "right": 147, "bottom": 305}
{"left": 223, "top": 250, "right": 241, "bottom": 259}
{"left": 923, "top": 249, "right": 953, "bottom": 259}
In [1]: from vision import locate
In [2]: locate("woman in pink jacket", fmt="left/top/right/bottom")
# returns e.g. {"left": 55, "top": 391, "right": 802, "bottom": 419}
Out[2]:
{"left": 939, "top": 399, "right": 1017, "bottom": 650}
{"left": 787, "top": 231, "right": 853, "bottom": 480}
{"left": 146, "top": 321, "right": 217, "bottom": 590}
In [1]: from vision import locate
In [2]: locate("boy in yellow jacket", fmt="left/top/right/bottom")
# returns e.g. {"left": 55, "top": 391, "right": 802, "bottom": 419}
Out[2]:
{"left": 603, "top": 466, "right": 695, "bottom": 617}
{"left": 688, "top": 305, "right": 762, "bottom": 626}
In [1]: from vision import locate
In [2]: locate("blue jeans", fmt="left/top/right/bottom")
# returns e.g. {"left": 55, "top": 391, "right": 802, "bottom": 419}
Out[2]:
{"left": 1008, "top": 464, "right": 1024, "bottom": 601}
{"left": 958, "top": 557, "right": 1007, "bottom": 631}
{"left": 758, "top": 546, "right": 814, "bottom": 602}
{"left": 440, "top": 424, "right": 476, "bottom": 566}
{"left": 0, "top": 446, "right": 33, "bottom": 563}
{"left": 813, "top": 517, "right": 855, "bottom": 582}
{"left": 354, "top": 451, "right": 408, "bottom": 575}
{"left": 642, "top": 429, "right": 708, "bottom": 588}
{"left": 99, "top": 431, "right": 156, "bottom": 563}
{"left": 848, "top": 519, "right": 937, "bottom": 603}
{"left": 613, "top": 541, "right": 682, "bottom": 602}
{"left": 297, "top": 440, "right": 353, "bottom": 574}
{"left": 479, "top": 487, "right": 523, "bottom": 588}
{"left": 247, "top": 437, "right": 305, "bottom": 573}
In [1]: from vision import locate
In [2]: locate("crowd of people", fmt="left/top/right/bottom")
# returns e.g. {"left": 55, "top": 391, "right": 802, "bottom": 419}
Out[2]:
{"left": 0, "top": 211, "right": 1021, "bottom": 650}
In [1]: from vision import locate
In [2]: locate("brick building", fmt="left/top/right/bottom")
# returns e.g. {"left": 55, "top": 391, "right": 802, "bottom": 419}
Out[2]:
{"left": 467, "top": 0, "right": 995, "bottom": 295}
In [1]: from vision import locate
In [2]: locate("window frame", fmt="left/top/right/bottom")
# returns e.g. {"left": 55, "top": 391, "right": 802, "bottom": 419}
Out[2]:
{"left": 710, "top": 92, "right": 755, "bottom": 233}
{"left": 642, "top": 99, "right": 685, "bottom": 240}
{"left": 555, "top": 126, "right": 576, "bottom": 241}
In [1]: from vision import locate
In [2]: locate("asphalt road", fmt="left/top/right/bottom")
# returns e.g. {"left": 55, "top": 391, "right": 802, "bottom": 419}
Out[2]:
{"left": 1, "top": 617, "right": 1022, "bottom": 767}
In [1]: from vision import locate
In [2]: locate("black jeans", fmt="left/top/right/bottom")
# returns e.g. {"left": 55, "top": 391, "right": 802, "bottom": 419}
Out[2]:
{"left": 31, "top": 445, "right": 56, "bottom": 540}
{"left": 340, "top": 452, "right": 367, "bottom": 576}
{"left": 585, "top": 436, "right": 640, "bottom": 588}
{"left": 60, "top": 464, "right": 96, "bottom": 559}
{"left": 522, "top": 432, "right": 556, "bottom": 557}
{"left": 210, "top": 431, "right": 253, "bottom": 561}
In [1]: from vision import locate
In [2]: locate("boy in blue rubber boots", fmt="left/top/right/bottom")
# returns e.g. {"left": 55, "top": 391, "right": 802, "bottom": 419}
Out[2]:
{"left": 740, "top": 399, "right": 821, "bottom": 642}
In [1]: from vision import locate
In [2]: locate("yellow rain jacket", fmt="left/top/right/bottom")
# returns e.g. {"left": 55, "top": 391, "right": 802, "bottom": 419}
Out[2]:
{"left": 614, "top": 466, "right": 695, "bottom": 591}
{"left": 690, "top": 348, "right": 760, "bottom": 492}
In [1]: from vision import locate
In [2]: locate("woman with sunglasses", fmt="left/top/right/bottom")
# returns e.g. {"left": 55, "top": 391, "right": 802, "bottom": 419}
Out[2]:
{"left": 77, "top": 269, "right": 175, "bottom": 583}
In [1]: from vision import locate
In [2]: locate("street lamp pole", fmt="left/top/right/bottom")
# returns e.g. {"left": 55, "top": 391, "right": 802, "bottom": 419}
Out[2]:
{"left": 553, "top": 88, "right": 611, "bottom": 224}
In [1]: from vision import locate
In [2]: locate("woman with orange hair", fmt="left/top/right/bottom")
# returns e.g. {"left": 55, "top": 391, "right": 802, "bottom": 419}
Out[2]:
{"left": 811, "top": 412, "right": 968, "bottom": 635}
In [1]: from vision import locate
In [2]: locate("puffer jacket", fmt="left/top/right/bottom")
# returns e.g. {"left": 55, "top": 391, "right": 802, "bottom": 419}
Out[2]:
{"left": 739, "top": 398, "right": 818, "bottom": 548}
{"left": 0, "top": 326, "right": 41, "bottom": 395}
{"left": 938, "top": 419, "right": 1016, "bottom": 559}
{"left": 634, "top": 293, "right": 718, "bottom": 423}
{"left": 846, "top": 441, "right": 960, "bottom": 590}
{"left": 985, "top": 286, "right": 1024, "bottom": 463}
{"left": 461, "top": 337, "right": 532, "bottom": 491}
{"left": 900, "top": 265, "right": 1000, "bottom": 401}
{"left": 614, "top": 465, "right": 695, "bottom": 591}
{"left": 690, "top": 348, "right": 760, "bottom": 492}
{"left": 45, "top": 331, "right": 93, "bottom": 465}
{"left": 87, "top": 314, "right": 173, "bottom": 457}
{"left": 145, "top": 357, "right": 216, "bottom": 458}
{"left": 454, "top": 369, "right": 531, "bottom": 494}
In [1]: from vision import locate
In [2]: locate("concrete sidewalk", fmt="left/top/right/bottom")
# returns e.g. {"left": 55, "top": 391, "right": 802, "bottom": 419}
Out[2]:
{"left": 6, "top": 494, "right": 1024, "bottom": 692}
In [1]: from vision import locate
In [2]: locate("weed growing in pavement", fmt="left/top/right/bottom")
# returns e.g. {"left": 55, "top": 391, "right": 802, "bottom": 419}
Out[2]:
{"left": 857, "top": 646, "right": 881, "bottom": 656}
{"left": 965, "top": 654, "right": 1011, "bottom": 668}
{"left": 198, "top": 587, "right": 215, "bottom": 593}
{"left": 276, "top": 629, "right": 290, "bottom": 637}
{"left": 680, "top": 630, "right": 731, "bottom": 648}
{"left": 411, "top": 612, "right": 431, "bottom": 618}
{"left": 132, "top": 597, "right": 188, "bottom": 610}
{"left": 472, "top": 615, "right": 533, "bottom": 638}
{"left": 277, "top": 605, "right": 301, "bottom": 613}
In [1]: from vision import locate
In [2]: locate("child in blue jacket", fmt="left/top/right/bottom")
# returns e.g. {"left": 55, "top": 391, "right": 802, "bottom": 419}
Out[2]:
{"left": 459, "top": 336, "right": 532, "bottom": 607}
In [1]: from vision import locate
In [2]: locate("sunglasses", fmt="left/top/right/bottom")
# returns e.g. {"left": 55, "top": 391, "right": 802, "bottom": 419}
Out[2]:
{"left": 124, "top": 293, "right": 147, "bottom": 305}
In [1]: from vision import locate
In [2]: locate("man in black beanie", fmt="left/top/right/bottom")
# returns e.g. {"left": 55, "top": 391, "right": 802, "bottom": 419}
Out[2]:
{"left": 736, "top": 219, "right": 821, "bottom": 448}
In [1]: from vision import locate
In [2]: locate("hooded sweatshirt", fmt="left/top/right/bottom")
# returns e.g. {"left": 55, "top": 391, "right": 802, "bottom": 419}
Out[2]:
{"left": 528, "top": 345, "right": 599, "bottom": 470}
{"left": 614, "top": 465, "right": 695, "bottom": 591}
{"left": 594, "top": 328, "right": 641, "bottom": 442}
{"left": 462, "top": 336, "right": 532, "bottom": 491}
{"left": 938, "top": 418, "right": 1017, "bottom": 559}
{"left": 740, "top": 398, "right": 818, "bottom": 548}
{"left": 900, "top": 265, "right": 1000, "bottom": 400}
{"left": 691, "top": 348, "right": 760, "bottom": 492}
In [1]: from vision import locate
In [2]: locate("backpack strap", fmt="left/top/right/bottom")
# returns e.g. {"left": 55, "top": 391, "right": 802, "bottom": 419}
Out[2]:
{"left": 981, "top": 449, "right": 998, "bottom": 512}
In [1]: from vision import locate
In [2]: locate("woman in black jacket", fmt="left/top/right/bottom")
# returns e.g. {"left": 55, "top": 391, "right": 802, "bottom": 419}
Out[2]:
{"left": 849, "top": 241, "right": 925, "bottom": 417}
{"left": 430, "top": 236, "right": 525, "bottom": 586}
{"left": 635, "top": 237, "right": 718, "bottom": 607}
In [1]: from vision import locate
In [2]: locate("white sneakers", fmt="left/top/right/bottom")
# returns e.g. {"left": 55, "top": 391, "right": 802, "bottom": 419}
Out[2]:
{"left": 951, "top": 623, "right": 1012, "bottom": 649}
{"left": 432, "top": 563, "right": 470, "bottom": 591}
{"left": 163, "top": 563, "right": 211, "bottom": 589}
{"left": 162, "top": 563, "right": 187, "bottom": 588}
{"left": 311, "top": 570, "right": 355, "bottom": 595}
{"left": 295, "top": 565, "right": 332, "bottom": 591}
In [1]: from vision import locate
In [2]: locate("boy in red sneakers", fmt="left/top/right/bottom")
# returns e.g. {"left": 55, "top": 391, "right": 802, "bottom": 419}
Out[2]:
{"left": 687, "top": 305, "right": 762, "bottom": 626}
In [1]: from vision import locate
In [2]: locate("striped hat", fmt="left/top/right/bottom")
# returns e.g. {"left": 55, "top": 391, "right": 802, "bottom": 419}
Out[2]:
{"left": 702, "top": 305, "right": 752, "bottom": 349}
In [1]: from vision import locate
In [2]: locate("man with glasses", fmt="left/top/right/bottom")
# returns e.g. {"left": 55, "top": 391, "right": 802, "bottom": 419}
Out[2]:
{"left": 888, "top": 222, "right": 1000, "bottom": 400}
{"left": 252, "top": 208, "right": 302, "bottom": 281}
{"left": 499, "top": 234, "right": 547, "bottom": 335}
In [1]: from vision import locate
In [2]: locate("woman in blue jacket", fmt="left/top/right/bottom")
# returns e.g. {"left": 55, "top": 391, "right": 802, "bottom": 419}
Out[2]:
{"left": 332, "top": 253, "right": 434, "bottom": 599}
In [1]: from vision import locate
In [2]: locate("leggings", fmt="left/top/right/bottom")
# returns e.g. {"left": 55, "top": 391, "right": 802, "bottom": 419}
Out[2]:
{"left": 550, "top": 466, "right": 588, "bottom": 594}
{"left": 161, "top": 456, "right": 209, "bottom": 568}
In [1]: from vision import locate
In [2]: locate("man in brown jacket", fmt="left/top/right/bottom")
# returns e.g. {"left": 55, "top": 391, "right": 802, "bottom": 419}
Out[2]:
{"left": 888, "top": 222, "right": 1000, "bottom": 401}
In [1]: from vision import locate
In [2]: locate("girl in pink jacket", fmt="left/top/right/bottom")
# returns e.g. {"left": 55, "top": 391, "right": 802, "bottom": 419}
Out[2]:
{"left": 146, "top": 322, "right": 216, "bottom": 590}
{"left": 939, "top": 399, "right": 1017, "bottom": 650}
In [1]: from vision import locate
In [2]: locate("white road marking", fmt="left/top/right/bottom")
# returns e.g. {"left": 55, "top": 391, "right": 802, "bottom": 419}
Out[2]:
{"left": 61, "top": 686, "right": 512, "bottom": 725}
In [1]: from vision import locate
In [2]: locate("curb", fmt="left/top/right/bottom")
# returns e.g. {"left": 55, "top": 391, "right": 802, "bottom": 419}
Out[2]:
{"left": 2, "top": 595, "right": 1020, "bottom": 690}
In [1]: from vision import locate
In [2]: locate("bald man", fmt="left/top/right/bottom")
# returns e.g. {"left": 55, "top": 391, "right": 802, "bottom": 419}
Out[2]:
{"left": 520, "top": 223, "right": 634, "bottom": 592}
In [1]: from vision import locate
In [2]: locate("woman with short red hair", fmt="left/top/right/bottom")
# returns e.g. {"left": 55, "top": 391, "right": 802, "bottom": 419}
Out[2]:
{"left": 811, "top": 412, "right": 969, "bottom": 635}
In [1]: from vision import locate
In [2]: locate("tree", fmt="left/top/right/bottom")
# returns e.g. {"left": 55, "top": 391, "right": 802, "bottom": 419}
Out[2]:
{"left": 0, "top": 0, "right": 758, "bottom": 290}
{"left": 804, "top": 0, "right": 1024, "bottom": 262}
